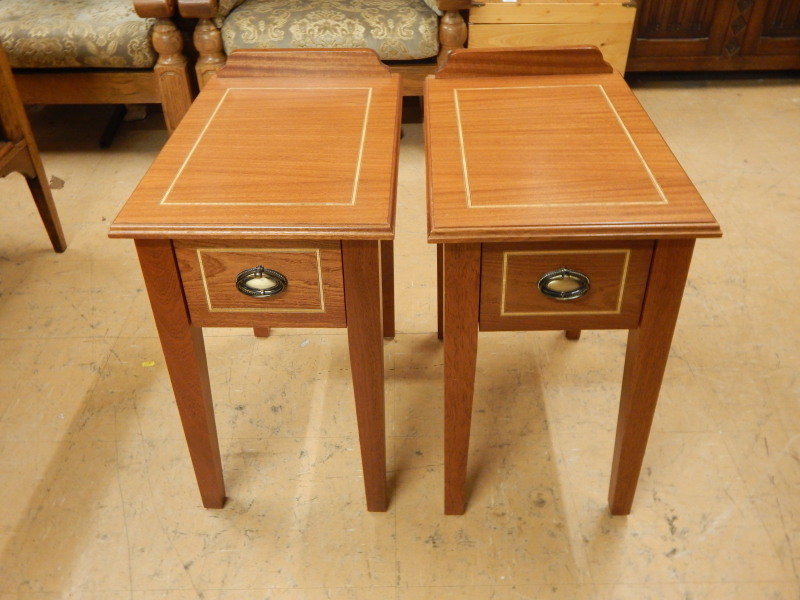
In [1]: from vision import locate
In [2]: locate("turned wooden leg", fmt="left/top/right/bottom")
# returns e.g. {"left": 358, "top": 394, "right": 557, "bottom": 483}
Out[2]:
{"left": 151, "top": 18, "right": 193, "bottom": 133}
{"left": 565, "top": 330, "right": 581, "bottom": 340}
{"left": 342, "top": 240, "right": 388, "bottom": 511}
{"left": 608, "top": 239, "right": 695, "bottom": 515}
{"left": 381, "top": 239, "right": 395, "bottom": 339}
{"left": 193, "top": 18, "right": 227, "bottom": 89}
{"left": 438, "top": 10, "right": 468, "bottom": 66}
{"left": 443, "top": 243, "right": 481, "bottom": 515}
{"left": 135, "top": 239, "right": 225, "bottom": 509}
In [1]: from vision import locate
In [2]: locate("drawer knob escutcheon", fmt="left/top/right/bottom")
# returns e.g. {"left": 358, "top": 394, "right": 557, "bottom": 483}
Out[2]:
{"left": 235, "top": 266, "right": 288, "bottom": 298}
{"left": 538, "top": 268, "right": 590, "bottom": 301}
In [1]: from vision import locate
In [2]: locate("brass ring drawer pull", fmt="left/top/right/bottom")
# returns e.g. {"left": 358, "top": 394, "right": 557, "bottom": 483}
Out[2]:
{"left": 235, "top": 266, "right": 288, "bottom": 298}
{"left": 538, "top": 268, "right": 590, "bottom": 301}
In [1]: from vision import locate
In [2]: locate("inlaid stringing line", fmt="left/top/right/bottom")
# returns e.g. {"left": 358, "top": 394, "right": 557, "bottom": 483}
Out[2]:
{"left": 452, "top": 88, "right": 473, "bottom": 210}
{"left": 161, "top": 87, "right": 373, "bottom": 207}
{"left": 595, "top": 85, "right": 669, "bottom": 205}
{"left": 453, "top": 84, "right": 669, "bottom": 209}
{"left": 160, "top": 88, "right": 233, "bottom": 205}
{"left": 350, "top": 87, "right": 373, "bottom": 207}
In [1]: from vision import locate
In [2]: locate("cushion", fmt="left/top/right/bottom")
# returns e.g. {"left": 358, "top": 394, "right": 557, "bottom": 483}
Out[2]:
{"left": 221, "top": 0, "right": 439, "bottom": 61}
{"left": 216, "top": 0, "right": 249, "bottom": 24}
{"left": 0, "top": 0, "right": 157, "bottom": 69}
{"left": 422, "top": 0, "right": 442, "bottom": 16}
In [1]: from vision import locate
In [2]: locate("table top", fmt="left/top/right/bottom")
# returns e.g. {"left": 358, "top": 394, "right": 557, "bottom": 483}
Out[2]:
{"left": 110, "top": 71, "right": 401, "bottom": 240}
{"left": 425, "top": 71, "right": 721, "bottom": 243}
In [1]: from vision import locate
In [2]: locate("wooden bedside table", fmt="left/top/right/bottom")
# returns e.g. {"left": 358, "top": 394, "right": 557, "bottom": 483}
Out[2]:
{"left": 469, "top": 0, "right": 637, "bottom": 73}
{"left": 109, "top": 49, "right": 401, "bottom": 512}
{"left": 425, "top": 47, "right": 721, "bottom": 515}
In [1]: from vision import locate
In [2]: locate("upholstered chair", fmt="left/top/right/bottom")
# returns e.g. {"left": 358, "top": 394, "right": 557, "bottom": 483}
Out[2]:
{"left": 0, "top": 0, "right": 194, "bottom": 133}
{"left": 178, "top": 0, "right": 469, "bottom": 95}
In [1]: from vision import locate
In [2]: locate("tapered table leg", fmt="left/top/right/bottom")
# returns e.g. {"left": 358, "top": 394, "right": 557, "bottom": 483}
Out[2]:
{"left": 443, "top": 243, "right": 481, "bottom": 515}
{"left": 609, "top": 239, "right": 695, "bottom": 515}
{"left": 342, "top": 240, "right": 388, "bottom": 512}
{"left": 436, "top": 244, "right": 444, "bottom": 340}
{"left": 135, "top": 239, "right": 226, "bottom": 509}
{"left": 380, "top": 239, "right": 395, "bottom": 339}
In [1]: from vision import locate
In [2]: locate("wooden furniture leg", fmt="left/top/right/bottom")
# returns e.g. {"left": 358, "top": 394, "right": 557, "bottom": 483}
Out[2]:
{"left": 135, "top": 239, "right": 226, "bottom": 509}
{"left": 437, "top": 243, "right": 444, "bottom": 340}
{"left": 608, "top": 239, "right": 695, "bottom": 515}
{"left": 253, "top": 328, "right": 271, "bottom": 338}
{"left": 381, "top": 239, "right": 395, "bottom": 338}
{"left": 1, "top": 44, "right": 67, "bottom": 253}
{"left": 443, "top": 243, "right": 481, "bottom": 515}
{"left": 438, "top": 10, "right": 469, "bottom": 66}
{"left": 565, "top": 330, "right": 581, "bottom": 340}
{"left": 193, "top": 18, "right": 227, "bottom": 89}
{"left": 99, "top": 104, "right": 128, "bottom": 148}
{"left": 24, "top": 155, "right": 67, "bottom": 253}
{"left": 342, "top": 240, "right": 388, "bottom": 511}
{"left": 152, "top": 18, "right": 194, "bottom": 134}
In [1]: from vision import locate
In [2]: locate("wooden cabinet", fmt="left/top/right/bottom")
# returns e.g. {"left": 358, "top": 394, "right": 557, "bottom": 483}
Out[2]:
{"left": 627, "top": 0, "right": 800, "bottom": 71}
{"left": 468, "top": 0, "right": 638, "bottom": 73}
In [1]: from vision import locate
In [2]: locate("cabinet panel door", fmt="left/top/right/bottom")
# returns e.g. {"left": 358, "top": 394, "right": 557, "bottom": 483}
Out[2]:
{"left": 762, "top": 0, "right": 800, "bottom": 37}
{"left": 628, "top": 0, "right": 800, "bottom": 70}
{"left": 631, "top": 0, "right": 733, "bottom": 58}
{"left": 746, "top": 0, "right": 800, "bottom": 56}
{"left": 636, "top": 0, "right": 721, "bottom": 39}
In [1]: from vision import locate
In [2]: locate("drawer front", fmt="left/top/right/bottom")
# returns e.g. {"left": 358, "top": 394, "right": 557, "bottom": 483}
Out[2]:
{"left": 468, "top": 23, "right": 635, "bottom": 73}
{"left": 175, "top": 240, "right": 346, "bottom": 328}
{"left": 479, "top": 241, "right": 653, "bottom": 331}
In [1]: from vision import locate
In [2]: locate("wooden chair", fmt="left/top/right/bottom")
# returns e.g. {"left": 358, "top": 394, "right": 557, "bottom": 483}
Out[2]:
{"left": 430, "top": 46, "right": 614, "bottom": 342}
{"left": 0, "top": 44, "right": 66, "bottom": 252}
{"left": 177, "top": 0, "right": 470, "bottom": 95}
{"left": 0, "top": 0, "right": 193, "bottom": 134}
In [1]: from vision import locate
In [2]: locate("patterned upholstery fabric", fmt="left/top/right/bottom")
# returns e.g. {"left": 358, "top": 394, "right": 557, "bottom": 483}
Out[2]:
{"left": 221, "top": 0, "right": 439, "bottom": 61}
{"left": 422, "top": 0, "right": 442, "bottom": 17}
{"left": 0, "top": 0, "right": 157, "bottom": 69}
{"left": 216, "top": 0, "right": 249, "bottom": 23}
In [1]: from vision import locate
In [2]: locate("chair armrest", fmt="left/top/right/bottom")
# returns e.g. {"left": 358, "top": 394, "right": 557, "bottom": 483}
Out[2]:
{"left": 133, "top": 0, "right": 176, "bottom": 18}
{"left": 177, "top": 0, "right": 220, "bottom": 18}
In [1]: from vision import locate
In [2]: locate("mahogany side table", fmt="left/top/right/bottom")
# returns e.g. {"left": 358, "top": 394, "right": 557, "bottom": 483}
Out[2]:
{"left": 425, "top": 47, "right": 721, "bottom": 515}
{"left": 110, "top": 49, "right": 401, "bottom": 512}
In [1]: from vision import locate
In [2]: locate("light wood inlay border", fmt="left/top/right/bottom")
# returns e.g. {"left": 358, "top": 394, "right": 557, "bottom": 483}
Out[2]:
{"left": 454, "top": 84, "right": 669, "bottom": 209}
{"left": 160, "top": 86, "right": 373, "bottom": 207}
{"left": 500, "top": 248, "right": 631, "bottom": 316}
{"left": 197, "top": 247, "right": 327, "bottom": 313}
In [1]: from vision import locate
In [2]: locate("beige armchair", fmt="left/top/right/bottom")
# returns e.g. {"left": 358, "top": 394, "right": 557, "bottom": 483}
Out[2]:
{"left": 178, "top": 0, "right": 469, "bottom": 95}
{"left": 0, "top": 0, "right": 194, "bottom": 133}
